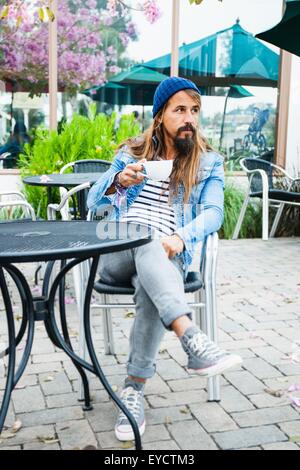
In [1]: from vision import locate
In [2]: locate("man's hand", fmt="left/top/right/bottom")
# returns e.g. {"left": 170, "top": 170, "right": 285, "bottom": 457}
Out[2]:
{"left": 118, "top": 159, "right": 147, "bottom": 188}
{"left": 161, "top": 234, "right": 184, "bottom": 258}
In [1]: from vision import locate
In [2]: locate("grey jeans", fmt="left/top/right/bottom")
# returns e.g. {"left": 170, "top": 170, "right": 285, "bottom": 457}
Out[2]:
{"left": 98, "top": 239, "right": 193, "bottom": 379}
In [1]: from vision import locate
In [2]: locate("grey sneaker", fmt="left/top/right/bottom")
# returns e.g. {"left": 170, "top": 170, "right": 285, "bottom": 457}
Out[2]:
{"left": 115, "top": 379, "right": 145, "bottom": 442}
{"left": 180, "top": 326, "right": 242, "bottom": 377}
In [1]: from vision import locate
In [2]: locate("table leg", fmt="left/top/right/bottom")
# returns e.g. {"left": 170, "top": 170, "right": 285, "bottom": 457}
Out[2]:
{"left": 47, "top": 187, "right": 53, "bottom": 205}
{"left": 4, "top": 266, "right": 35, "bottom": 386}
{"left": 78, "top": 190, "right": 87, "bottom": 220}
{"left": 58, "top": 260, "right": 92, "bottom": 410}
{"left": 0, "top": 265, "right": 35, "bottom": 434}
{"left": 44, "top": 256, "right": 143, "bottom": 450}
{"left": 0, "top": 267, "right": 16, "bottom": 433}
{"left": 83, "top": 257, "right": 143, "bottom": 450}
{"left": 40, "top": 259, "right": 91, "bottom": 410}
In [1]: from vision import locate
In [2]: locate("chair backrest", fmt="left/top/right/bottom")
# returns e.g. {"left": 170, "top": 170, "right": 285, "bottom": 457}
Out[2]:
{"left": 0, "top": 198, "right": 36, "bottom": 221}
{"left": 73, "top": 159, "right": 111, "bottom": 174}
{"left": 0, "top": 191, "right": 26, "bottom": 202}
{"left": 0, "top": 150, "right": 20, "bottom": 169}
{"left": 47, "top": 182, "right": 90, "bottom": 221}
{"left": 0, "top": 152, "right": 13, "bottom": 169}
{"left": 60, "top": 159, "right": 111, "bottom": 175}
{"left": 260, "top": 149, "right": 274, "bottom": 163}
{"left": 241, "top": 157, "right": 275, "bottom": 193}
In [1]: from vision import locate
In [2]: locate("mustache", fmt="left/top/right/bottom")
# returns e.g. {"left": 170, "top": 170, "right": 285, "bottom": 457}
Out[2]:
{"left": 176, "top": 124, "right": 196, "bottom": 136}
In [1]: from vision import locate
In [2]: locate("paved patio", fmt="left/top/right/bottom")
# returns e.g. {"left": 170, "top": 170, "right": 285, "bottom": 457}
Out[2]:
{"left": 1, "top": 237, "right": 300, "bottom": 450}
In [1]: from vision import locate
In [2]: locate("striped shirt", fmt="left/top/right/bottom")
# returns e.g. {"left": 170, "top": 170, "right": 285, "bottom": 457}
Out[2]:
{"left": 121, "top": 178, "right": 176, "bottom": 237}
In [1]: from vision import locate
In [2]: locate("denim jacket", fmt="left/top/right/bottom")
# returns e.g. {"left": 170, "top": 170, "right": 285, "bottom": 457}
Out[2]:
{"left": 87, "top": 147, "right": 224, "bottom": 277}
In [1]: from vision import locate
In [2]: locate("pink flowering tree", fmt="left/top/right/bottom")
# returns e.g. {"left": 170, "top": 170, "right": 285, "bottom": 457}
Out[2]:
{"left": 0, "top": 0, "right": 161, "bottom": 95}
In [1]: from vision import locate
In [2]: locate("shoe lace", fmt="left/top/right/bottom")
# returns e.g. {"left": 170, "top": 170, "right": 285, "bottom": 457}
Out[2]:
{"left": 119, "top": 386, "right": 142, "bottom": 421}
{"left": 186, "top": 332, "right": 225, "bottom": 361}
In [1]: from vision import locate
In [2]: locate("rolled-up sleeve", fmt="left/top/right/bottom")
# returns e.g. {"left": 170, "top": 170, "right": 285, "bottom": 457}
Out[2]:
{"left": 175, "top": 155, "right": 224, "bottom": 256}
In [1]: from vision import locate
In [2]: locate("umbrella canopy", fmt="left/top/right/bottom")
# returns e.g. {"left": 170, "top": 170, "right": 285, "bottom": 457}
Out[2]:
{"left": 82, "top": 80, "right": 157, "bottom": 106}
{"left": 82, "top": 66, "right": 170, "bottom": 106}
{"left": 256, "top": 0, "right": 300, "bottom": 57}
{"left": 109, "top": 65, "right": 169, "bottom": 85}
{"left": 143, "top": 20, "right": 279, "bottom": 88}
{"left": 227, "top": 85, "right": 254, "bottom": 98}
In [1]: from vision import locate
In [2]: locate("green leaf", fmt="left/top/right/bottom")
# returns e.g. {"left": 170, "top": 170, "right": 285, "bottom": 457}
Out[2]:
{"left": 38, "top": 7, "right": 45, "bottom": 22}
{"left": 46, "top": 7, "right": 55, "bottom": 22}
{"left": 0, "top": 6, "right": 9, "bottom": 20}
{"left": 16, "top": 15, "right": 22, "bottom": 28}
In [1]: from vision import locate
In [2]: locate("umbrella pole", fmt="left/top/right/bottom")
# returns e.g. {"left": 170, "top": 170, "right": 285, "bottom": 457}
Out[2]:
{"left": 49, "top": 0, "right": 58, "bottom": 131}
{"left": 171, "top": 0, "right": 180, "bottom": 76}
{"left": 10, "top": 86, "right": 14, "bottom": 134}
{"left": 219, "top": 92, "right": 229, "bottom": 151}
{"left": 142, "top": 106, "right": 145, "bottom": 132}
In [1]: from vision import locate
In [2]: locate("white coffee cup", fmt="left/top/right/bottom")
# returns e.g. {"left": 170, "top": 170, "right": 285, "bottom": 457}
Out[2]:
{"left": 142, "top": 160, "right": 173, "bottom": 181}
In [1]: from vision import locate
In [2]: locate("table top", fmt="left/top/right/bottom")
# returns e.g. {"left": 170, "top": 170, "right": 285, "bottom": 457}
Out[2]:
{"left": 0, "top": 220, "right": 152, "bottom": 263}
{"left": 23, "top": 173, "right": 104, "bottom": 188}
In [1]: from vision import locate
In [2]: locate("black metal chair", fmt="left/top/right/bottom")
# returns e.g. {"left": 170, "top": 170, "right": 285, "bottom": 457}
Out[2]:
{"left": 93, "top": 232, "right": 221, "bottom": 402}
{"left": 233, "top": 157, "right": 300, "bottom": 240}
{"left": 60, "top": 158, "right": 111, "bottom": 175}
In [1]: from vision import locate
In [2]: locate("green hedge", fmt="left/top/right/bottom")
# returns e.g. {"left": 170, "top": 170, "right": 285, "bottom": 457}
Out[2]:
{"left": 220, "top": 181, "right": 262, "bottom": 239}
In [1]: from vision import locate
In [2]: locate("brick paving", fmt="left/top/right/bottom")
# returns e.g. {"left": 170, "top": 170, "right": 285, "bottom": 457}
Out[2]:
{"left": 0, "top": 237, "right": 300, "bottom": 450}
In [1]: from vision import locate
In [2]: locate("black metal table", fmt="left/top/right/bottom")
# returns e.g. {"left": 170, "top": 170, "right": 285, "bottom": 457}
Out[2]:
{"left": 0, "top": 220, "right": 152, "bottom": 450}
{"left": 23, "top": 173, "right": 104, "bottom": 219}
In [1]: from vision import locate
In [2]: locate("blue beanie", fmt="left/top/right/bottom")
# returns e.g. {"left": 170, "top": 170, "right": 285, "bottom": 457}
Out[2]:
{"left": 152, "top": 76, "right": 200, "bottom": 118}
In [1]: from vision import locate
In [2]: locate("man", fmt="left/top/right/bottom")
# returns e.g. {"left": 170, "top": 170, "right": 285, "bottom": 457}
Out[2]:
{"left": 87, "top": 77, "right": 242, "bottom": 442}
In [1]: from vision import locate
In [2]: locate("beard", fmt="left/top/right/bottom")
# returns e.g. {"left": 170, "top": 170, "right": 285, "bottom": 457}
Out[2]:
{"left": 173, "top": 124, "right": 196, "bottom": 157}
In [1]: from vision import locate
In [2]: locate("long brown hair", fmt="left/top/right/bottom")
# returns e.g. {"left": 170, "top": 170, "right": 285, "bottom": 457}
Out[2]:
{"left": 120, "top": 89, "right": 214, "bottom": 202}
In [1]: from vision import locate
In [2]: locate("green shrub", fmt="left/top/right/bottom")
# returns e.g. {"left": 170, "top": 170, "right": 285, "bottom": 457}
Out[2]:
{"left": 18, "top": 110, "right": 140, "bottom": 218}
{"left": 220, "top": 181, "right": 262, "bottom": 239}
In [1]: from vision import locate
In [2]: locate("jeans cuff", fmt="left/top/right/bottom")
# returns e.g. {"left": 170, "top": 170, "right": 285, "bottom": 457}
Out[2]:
{"left": 160, "top": 306, "right": 193, "bottom": 331}
{"left": 127, "top": 362, "right": 156, "bottom": 380}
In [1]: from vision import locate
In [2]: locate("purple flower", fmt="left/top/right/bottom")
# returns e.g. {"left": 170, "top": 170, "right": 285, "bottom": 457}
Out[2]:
{"left": 0, "top": 0, "right": 150, "bottom": 93}
{"left": 142, "top": 0, "right": 162, "bottom": 24}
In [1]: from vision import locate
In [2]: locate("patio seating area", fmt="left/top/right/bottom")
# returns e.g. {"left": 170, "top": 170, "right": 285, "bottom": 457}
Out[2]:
{"left": 1, "top": 236, "right": 299, "bottom": 451}
{"left": 1, "top": 0, "right": 300, "bottom": 454}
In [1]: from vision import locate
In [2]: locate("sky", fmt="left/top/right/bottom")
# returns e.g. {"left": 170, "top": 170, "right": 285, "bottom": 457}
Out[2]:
{"left": 125, "top": 0, "right": 284, "bottom": 116}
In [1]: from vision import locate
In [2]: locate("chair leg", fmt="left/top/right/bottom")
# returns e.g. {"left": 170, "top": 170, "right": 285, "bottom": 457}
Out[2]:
{"left": 262, "top": 193, "right": 269, "bottom": 241}
{"left": 207, "top": 243, "right": 221, "bottom": 402}
{"left": 232, "top": 195, "right": 250, "bottom": 239}
{"left": 201, "top": 233, "right": 221, "bottom": 402}
{"left": 270, "top": 203, "right": 285, "bottom": 238}
{"left": 203, "top": 285, "right": 220, "bottom": 401}
{"left": 194, "top": 289, "right": 202, "bottom": 328}
{"left": 102, "top": 294, "right": 115, "bottom": 355}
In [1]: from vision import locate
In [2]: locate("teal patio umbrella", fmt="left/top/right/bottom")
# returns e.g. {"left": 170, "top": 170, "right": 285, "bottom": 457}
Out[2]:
{"left": 143, "top": 20, "right": 279, "bottom": 88}
{"left": 109, "top": 65, "right": 169, "bottom": 85}
{"left": 82, "top": 82, "right": 129, "bottom": 104}
{"left": 219, "top": 85, "right": 253, "bottom": 150}
{"left": 82, "top": 66, "right": 170, "bottom": 106}
{"left": 256, "top": 0, "right": 300, "bottom": 57}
